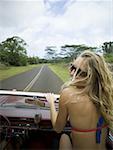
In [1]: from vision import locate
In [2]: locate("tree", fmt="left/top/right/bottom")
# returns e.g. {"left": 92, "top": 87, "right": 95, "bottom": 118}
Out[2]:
{"left": 0, "top": 36, "right": 28, "bottom": 66}
{"left": 60, "top": 44, "right": 96, "bottom": 62}
{"left": 102, "top": 41, "right": 113, "bottom": 54}
{"left": 27, "top": 56, "right": 39, "bottom": 64}
{"left": 45, "top": 46, "right": 58, "bottom": 62}
{"left": 101, "top": 41, "right": 113, "bottom": 63}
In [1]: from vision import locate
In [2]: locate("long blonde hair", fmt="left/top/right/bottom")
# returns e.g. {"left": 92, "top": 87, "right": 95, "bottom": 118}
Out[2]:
{"left": 68, "top": 50, "right": 113, "bottom": 129}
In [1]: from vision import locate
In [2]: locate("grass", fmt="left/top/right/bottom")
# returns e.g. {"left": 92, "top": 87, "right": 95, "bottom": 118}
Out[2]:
{"left": 0, "top": 64, "right": 40, "bottom": 81}
{"left": 104, "top": 54, "right": 113, "bottom": 63}
{"left": 48, "top": 63, "right": 70, "bottom": 82}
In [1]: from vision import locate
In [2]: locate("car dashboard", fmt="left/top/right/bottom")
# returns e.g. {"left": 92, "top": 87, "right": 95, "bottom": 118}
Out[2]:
{"left": 0, "top": 90, "right": 71, "bottom": 150}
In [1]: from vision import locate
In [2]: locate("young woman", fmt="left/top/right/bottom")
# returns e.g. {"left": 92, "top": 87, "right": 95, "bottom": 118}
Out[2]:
{"left": 46, "top": 50, "right": 113, "bottom": 150}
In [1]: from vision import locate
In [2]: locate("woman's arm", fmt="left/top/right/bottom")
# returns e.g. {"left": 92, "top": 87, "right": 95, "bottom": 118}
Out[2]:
{"left": 49, "top": 97, "right": 58, "bottom": 128}
{"left": 46, "top": 92, "right": 68, "bottom": 133}
{"left": 55, "top": 93, "right": 68, "bottom": 133}
{"left": 46, "top": 94, "right": 57, "bottom": 128}
{"left": 46, "top": 93, "right": 68, "bottom": 133}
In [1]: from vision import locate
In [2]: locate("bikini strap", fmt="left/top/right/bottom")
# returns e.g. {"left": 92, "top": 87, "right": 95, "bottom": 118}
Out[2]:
{"left": 96, "top": 116, "right": 106, "bottom": 143}
{"left": 72, "top": 124, "right": 108, "bottom": 132}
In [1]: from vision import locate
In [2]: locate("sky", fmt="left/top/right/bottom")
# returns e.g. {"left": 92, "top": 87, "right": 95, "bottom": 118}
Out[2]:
{"left": 0, "top": 0, "right": 113, "bottom": 58}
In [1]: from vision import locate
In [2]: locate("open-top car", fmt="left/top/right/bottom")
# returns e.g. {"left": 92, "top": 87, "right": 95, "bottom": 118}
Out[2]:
{"left": 0, "top": 90, "right": 113, "bottom": 150}
{"left": 0, "top": 90, "right": 71, "bottom": 150}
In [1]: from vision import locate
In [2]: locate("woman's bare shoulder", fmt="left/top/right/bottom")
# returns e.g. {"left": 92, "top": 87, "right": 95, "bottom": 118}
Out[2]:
{"left": 60, "top": 87, "right": 75, "bottom": 98}
{"left": 59, "top": 87, "right": 74, "bottom": 104}
{"left": 60, "top": 87, "right": 90, "bottom": 104}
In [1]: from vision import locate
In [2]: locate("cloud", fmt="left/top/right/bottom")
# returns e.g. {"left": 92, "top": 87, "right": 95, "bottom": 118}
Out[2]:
{"left": 0, "top": 0, "right": 45, "bottom": 27}
{"left": 0, "top": 0, "right": 112, "bottom": 58}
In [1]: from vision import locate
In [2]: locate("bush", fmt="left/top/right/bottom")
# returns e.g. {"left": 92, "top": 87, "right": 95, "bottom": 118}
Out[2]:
{"left": 104, "top": 53, "right": 113, "bottom": 63}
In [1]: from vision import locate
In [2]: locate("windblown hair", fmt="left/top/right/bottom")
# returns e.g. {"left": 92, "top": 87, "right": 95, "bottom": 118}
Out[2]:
{"left": 67, "top": 50, "right": 113, "bottom": 129}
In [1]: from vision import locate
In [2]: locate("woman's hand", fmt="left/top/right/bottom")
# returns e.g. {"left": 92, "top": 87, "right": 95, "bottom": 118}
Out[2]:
{"left": 46, "top": 93, "right": 55, "bottom": 105}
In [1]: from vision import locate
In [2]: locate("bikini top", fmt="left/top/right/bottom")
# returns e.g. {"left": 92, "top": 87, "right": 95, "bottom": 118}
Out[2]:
{"left": 72, "top": 116, "right": 108, "bottom": 144}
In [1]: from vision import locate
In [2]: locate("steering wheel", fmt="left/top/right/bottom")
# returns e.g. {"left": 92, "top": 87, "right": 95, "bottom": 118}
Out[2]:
{"left": 0, "top": 113, "right": 11, "bottom": 135}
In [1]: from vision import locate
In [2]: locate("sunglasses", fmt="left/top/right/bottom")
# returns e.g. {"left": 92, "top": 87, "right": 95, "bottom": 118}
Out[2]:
{"left": 70, "top": 64, "right": 87, "bottom": 77}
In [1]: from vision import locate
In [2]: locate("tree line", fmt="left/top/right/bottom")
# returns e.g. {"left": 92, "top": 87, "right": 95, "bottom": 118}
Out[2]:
{"left": 0, "top": 36, "right": 47, "bottom": 66}
{"left": 45, "top": 42, "right": 113, "bottom": 63}
{"left": 0, "top": 36, "right": 113, "bottom": 66}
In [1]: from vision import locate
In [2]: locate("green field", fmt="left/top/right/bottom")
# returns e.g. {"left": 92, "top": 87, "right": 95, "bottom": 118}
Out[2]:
{"left": 48, "top": 63, "right": 70, "bottom": 82}
{"left": 0, "top": 64, "right": 40, "bottom": 81}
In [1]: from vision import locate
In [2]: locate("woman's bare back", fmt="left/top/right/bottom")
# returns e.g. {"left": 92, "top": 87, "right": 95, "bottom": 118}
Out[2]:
{"left": 63, "top": 87, "right": 107, "bottom": 149}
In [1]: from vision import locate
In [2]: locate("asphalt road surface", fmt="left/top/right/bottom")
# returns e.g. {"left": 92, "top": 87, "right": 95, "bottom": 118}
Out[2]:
{"left": 0, "top": 65, "right": 64, "bottom": 94}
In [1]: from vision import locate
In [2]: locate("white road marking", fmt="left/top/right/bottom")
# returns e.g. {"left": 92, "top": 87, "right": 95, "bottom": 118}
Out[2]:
{"left": 23, "top": 65, "right": 44, "bottom": 92}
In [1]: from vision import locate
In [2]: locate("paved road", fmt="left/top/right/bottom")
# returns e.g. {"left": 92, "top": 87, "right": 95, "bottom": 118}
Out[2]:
{"left": 0, "top": 65, "right": 64, "bottom": 94}
{"left": 1, "top": 66, "right": 42, "bottom": 90}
